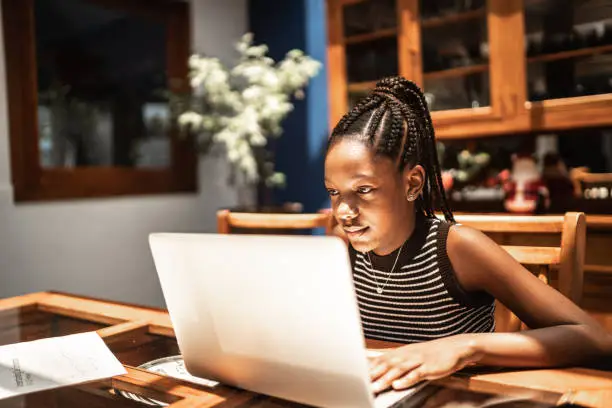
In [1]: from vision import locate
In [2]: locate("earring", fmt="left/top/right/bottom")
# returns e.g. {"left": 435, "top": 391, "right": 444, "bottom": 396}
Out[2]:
{"left": 406, "top": 193, "right": 416, "bottom": 202}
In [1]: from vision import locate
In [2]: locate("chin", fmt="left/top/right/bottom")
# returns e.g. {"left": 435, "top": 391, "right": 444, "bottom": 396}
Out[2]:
{"left": 349, "top": 238, "right": 376, "bottom": 254}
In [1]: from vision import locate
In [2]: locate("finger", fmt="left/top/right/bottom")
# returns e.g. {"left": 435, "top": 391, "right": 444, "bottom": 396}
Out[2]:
{"left": 391, "top": 368, "right": 424, "bottom": 390}
{"left": 372, "top": 367, "right": 405, "bottom": 393}
{"left": 370, "top": 356, "right": 421, "bottom": 381}
{"left": 369, "top": 361, "right": 389, "bottom": 381}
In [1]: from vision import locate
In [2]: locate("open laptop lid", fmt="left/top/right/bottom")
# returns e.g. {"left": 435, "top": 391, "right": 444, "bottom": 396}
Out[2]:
{"left": 149, "top": 233, "right": 378, "bottom": 408}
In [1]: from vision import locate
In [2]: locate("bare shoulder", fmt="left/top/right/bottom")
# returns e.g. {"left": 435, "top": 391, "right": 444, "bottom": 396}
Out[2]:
{"left": 444, "top": 221, "right": 598, "bottom": 329}
{"left": 446, "top": 222, "right": 500, "bottom": 255}
{"left": 444, "top": 222, "right": 521, "bottom": 293}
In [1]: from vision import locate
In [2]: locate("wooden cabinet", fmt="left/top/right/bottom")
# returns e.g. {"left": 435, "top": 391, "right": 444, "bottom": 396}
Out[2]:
{"left": 327, "top": 0, "right": 612, "bottom": 139}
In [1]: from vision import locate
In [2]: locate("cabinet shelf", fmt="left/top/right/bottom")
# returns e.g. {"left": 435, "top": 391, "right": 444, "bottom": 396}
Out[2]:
{"left": 345, "top": 28, "right": 397, "bottom": 45}
{"left": 421, "top": 8, "right": 485, "bottom": 29}
{"left": 527, "top": 44, "right": 612, "bottom": 64}
{"left": 347, "top": 81, "right": 377, "bottom": 93}
{"left": 347, "top": 64, "right": 490, "bottom": 94}
{"left": 424, "top": 64, "right": 488, "bottom": 80}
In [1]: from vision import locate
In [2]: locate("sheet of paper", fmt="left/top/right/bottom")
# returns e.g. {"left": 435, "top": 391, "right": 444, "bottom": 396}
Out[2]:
{"left": 0, "top": 331, "right": 127, "bottom": 400}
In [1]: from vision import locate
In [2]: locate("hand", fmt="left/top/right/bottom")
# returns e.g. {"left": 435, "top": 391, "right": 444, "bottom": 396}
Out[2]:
{"left": 369, "top": 335, "right": 483, "bottom": 392}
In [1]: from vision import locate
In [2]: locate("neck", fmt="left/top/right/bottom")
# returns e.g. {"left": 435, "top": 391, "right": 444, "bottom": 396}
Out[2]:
{"left": 372, "top": 211, "right": 418, "bottom": 256}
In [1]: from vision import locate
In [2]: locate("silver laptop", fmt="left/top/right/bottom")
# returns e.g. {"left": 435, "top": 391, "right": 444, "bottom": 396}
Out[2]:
{"left": 149, "top": 233, "right": 426, "bottom": 408}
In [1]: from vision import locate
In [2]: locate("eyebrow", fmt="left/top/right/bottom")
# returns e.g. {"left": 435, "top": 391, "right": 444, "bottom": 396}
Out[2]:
{"left": 324, "top": 174, "right": 376, "bottom": 183}
{"left": 352, "top": 173, "right": 375, "bottom": 180}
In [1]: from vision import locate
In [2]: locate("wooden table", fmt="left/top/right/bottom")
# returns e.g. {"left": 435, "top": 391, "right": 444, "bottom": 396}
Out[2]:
{"left": 1, "top": 292, "right": 611, "bottom": 407}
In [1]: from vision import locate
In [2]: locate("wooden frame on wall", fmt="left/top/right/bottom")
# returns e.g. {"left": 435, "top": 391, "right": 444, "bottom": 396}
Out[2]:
{"left": 1, "top": 0, "right": 197, "bottom": 202}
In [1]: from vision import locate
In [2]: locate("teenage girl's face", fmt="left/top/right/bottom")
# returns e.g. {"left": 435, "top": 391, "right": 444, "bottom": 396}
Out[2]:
{"left": 324, "top": 139, "right": 421, "bottom": 255}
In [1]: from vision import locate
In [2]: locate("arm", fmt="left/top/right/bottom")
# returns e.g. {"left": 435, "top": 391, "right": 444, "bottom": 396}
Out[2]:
{"left": 446, "top": 224, "right": 612, "bottom": 368}
{"left": 369, "top": 225, "right": 612, "bottom": 392}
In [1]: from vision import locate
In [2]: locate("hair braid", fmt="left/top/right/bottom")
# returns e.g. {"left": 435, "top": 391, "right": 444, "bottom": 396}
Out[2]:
{"left": 381, "top": 102, "right": 404, "bottom": 156}
{"left": 367, "top": 101, "right": 388, "bottom": 147}
{"left": 331, "top": 94, "right": 384, "bottom": 137}
{"left": 397, "top": 83, "right": 454, "bottom": 222}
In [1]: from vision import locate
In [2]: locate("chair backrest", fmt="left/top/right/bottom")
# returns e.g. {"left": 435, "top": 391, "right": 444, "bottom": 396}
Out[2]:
{"left": 219, "top": 209, "right": 585, "bottom": 332}
{"left": 217, "top": 209, "right": 334, "bottom": 234}
{"left": 454, "top": 212, "right": 586, "bottom": 332}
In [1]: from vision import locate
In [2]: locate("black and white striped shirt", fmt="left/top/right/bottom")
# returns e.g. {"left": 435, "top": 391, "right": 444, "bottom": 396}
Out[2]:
{"left": 349, "top": 215, "right": 495, "bottom": 344}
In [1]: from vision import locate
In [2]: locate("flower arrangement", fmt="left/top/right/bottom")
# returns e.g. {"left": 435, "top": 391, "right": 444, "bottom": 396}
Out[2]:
{"left": 176, "top": 33, "right": 321, "bottom": 188}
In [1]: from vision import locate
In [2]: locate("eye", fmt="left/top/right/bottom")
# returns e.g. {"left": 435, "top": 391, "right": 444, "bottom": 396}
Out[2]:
{"left": 357, "top": 186, "right": 373, "bottom": 194}
{"left": 327, "top": 188, "right": 339, "bottom": 197}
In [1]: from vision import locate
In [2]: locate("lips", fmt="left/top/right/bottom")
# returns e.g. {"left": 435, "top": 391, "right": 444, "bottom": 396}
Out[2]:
{"left": 343, "top": 226, "right": 369, "bottom": 237}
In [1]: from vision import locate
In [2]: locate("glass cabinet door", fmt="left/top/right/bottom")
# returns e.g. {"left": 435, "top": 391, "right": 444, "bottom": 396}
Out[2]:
{"left": 419, "top": 0, "right": 490, "bottom": 111}
{"left": 342, "top": 0, "right": 398, "bottom": 108}
{"left": 525, "top": 0, "right": 612, "bottom": 102}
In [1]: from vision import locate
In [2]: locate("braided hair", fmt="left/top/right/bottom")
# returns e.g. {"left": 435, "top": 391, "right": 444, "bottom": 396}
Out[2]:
{"left": 328, "top": 76, "right": 454, "bottom": 222}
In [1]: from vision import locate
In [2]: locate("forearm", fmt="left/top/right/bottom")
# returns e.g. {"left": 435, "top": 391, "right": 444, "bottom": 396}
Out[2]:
{"left": 463, "top": 325, "right": 612, "bottom": 368}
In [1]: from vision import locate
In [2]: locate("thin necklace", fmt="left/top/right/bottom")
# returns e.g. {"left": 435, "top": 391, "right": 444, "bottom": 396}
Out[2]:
{"left": 366, "top": 242, "right": 405, "bottom": 295}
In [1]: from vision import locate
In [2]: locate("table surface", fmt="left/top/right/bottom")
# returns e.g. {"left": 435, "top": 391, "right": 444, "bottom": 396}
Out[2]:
{"left": 1, "top": 291, "right": 611, "bottom": 408}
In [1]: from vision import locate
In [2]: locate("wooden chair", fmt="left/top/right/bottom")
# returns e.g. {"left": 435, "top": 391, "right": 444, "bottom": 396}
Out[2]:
{"left": 454, "top": 212, "right": 586, "bottom": 332}
{"left": 217, "top": 209, "right": 334, "bottom": 235}
{"left": 219, "top": 209, "right": 586, "bottom": 333}
{"left": 569, "top": 167, "right": 612, "bottom": 198}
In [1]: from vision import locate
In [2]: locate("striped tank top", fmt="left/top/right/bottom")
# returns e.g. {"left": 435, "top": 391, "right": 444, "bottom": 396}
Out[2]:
{"left": 349, "top": 215, "right": 495, "bottom": 344}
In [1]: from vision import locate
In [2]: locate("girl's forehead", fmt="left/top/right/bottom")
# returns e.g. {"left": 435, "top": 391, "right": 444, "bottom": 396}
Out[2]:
{"left": 325, "top": 139, "right": 394, "bottom": 180}
{"left": 327, "top": 139, "right": 374, "bottom": 162}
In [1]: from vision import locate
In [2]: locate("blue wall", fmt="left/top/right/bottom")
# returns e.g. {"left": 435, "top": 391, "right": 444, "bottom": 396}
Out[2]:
{"left": 249, "top": 0, "right": 330, "bottom": 213}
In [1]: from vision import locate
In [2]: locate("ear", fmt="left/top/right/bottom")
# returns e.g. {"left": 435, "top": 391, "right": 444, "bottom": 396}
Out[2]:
{"left": 402, "top": 165, "right": 425, "bottom": 201}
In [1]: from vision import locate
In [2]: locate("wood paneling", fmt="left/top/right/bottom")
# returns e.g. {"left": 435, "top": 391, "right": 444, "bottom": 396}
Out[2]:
{"left": 487, "top": 0, "right": 527, "bottom": 120}
{"left": 344, "top": 28, "right": 396, "bottom": 45}
{"left": 527, "top": 94, "right": 612, "bottom": 132}
{"left": 424, "top": 64, "right": 489, "bottom": 81}
{"left": 421, "top": 8, "right": 485, "bottom": 28}
{"left": 326, "top": 0, "right": 347, "bottom": 130}
{"left": 397, "top": 0, "right": 422, "bottom": 86}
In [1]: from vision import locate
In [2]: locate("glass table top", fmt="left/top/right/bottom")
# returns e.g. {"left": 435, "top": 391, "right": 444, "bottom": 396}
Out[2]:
{"left": 0, "top": 301, "right": 579, "bottom": 408}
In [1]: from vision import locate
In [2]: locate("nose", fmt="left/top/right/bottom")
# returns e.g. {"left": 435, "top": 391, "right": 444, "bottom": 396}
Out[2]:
{"left": 336, "top": 200, "right": 359, "bottom": 223}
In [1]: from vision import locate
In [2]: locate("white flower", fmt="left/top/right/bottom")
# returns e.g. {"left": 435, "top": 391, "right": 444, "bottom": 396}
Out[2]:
{"left": 261, "top": 71, "right": 280, "bottom": 89}
{"left": 227, "top": 146, "right": 240, "bottom": 163}
{"left": 178, "top": 32, "right": 322, "bottom": 184}
{"left": 201, "top": 116, "right": 216, "bottom": 130}
{"left": 250, "top": 132, "right": 267, "bottom": 146}
{"left": 178, "top": 111, "right": 203, "bottom": 129}
{"left": 242, "top": 86, "right": 262, "bottom": 102}
{"left": 240, "top": 153, "right": 258, "bottom": 181}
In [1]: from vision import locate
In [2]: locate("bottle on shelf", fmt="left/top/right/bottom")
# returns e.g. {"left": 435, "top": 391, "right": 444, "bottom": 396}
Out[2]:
{"left": 529, "top": 78, "right": 549, "bottom": 101}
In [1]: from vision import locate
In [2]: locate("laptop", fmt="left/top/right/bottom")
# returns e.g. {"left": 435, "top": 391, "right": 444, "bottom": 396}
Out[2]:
{"left": 149, "top": 233, "right": 427, "bottom": 408}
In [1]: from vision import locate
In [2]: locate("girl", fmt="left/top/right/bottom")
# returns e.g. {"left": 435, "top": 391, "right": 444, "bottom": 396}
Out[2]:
{"left": 323, "top": 76, "right": 611, "bottom": 393}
